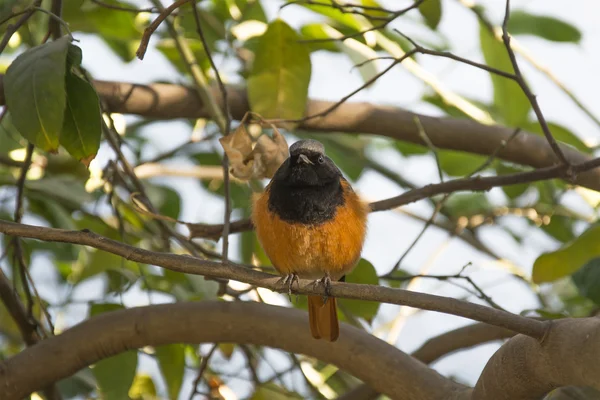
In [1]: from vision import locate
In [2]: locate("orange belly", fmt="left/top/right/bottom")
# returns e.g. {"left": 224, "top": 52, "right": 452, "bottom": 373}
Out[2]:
{"left": 251, "top": 181, "right": 369, "bottom": 280}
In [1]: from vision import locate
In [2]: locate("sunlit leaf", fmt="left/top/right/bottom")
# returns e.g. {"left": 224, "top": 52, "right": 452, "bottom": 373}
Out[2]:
{"left": 4, "top": 37, "right": 71, "bottom": 151}
{"left": 338, "top": 258, "right": 379, "bottom": 323}
{"left": 90, "top": 304, "right": 138, "bottom": 400}
{"left": 298, "top": 2, "right": 363, "bottom": 31}
{"left": 508, "top": 11, "right": 581, "bottom": 43}
{"left": 129, "top": 374, "right": 157, "bottom": 399}
{"left": 300, "top": 23, "right": 340, "bottom": 53}
{"left": 532, "top": 224, "right": 600, "bottom": 283}
{"left": 156, "top": 344, "right": 185, "bottom": 400}
{"left": 247, "top": 19, "right": 312, "bottom": 124}
{"left": 479, "top": 23, "right": 530, "bottom": 126}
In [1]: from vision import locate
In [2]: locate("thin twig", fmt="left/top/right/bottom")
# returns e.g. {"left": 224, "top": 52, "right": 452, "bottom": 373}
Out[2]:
{"left": 189, "top": 1, "right": 233, "bottom": 290}
{"left": 386, "top": 128, "right": 522, "bottom": 275}
{"left": 136, "top": 0, "right": 192, "bottom": 60}
{"left": 457, "top": 0, "right": 600, "bottom": 132}
{"left": 273, "top": 49, "right": 417, "bottom": 125}
{"left": 187, "top": 154, "right": 600, "bottom": 238}
{"left": 188, "top": 344, "right": 218, "bottom": 400}
{"left": 91, "top": 0, "right": 161, "bottom": 14}
{"left": 500, "top": 0, "right": 570, "bottom": 166}
{"left": 49, "top": 0, "right": 62, "bottom": 39}
{"left": 293, "top": 0, "right": 426, "bottom": 42}
{"left": 0, "top": 0, "right": 43, "bottom": 55}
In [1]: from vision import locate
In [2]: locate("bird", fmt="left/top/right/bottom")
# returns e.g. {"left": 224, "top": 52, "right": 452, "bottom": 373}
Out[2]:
{"left": 251, "top": 139, "right": 369, "bottom": 342}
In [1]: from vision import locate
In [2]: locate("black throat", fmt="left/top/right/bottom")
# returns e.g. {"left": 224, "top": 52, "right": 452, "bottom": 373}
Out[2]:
{"left": 267, "top": 179, "right": 345, "bottom": 225}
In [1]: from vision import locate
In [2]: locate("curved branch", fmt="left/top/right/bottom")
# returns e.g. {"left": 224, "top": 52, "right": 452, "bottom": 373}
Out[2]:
{"left": 474, "top": 318, "right": 600, "bottom": 399}
{"left": 0, "top": 302, "right": 468, "bottom": 400}
{"left": 0, "top": 219, "right": 547, "bottom": 339}
{"left": 0, "top": 76, "right": 598, "bottom": 190}
{"left": 412, "top": 322, "right": 515, "bottom": 364}
{"left": 339, "top": 323, "right": 518, "bottom": 400}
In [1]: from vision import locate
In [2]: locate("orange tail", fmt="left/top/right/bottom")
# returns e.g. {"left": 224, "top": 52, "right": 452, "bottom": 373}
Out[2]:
{"left": 307, "top": 295, "right": 339, "bottom": 342}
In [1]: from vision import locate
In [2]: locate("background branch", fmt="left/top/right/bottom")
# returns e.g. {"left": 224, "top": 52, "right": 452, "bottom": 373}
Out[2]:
{"left": 1, "top": 77, "right": 594, "bottom": 190}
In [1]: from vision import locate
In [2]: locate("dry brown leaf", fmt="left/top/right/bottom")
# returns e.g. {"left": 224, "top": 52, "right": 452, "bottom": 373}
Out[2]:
{"left": 251, "top": 127, "right": 289, "bottom": 179}
{"left": 219, "top": 124, "right": 254, "bottom": 180}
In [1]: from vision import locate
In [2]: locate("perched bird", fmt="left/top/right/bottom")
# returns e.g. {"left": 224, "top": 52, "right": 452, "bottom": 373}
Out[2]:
{"left": 251, "top": 139, "right": 369, "bottom": 342}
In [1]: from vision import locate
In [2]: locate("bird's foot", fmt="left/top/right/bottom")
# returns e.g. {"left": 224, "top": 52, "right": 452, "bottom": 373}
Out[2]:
{"left": 277, "top": 273, "right": 299, "bottom": 300}
{"left": 313, "top": 273, "right": 332, "bottom": 304}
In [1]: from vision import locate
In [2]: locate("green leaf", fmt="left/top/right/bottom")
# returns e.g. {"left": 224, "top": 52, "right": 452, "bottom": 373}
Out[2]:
{"left": 522, "top": 120, "right": 590, "bottom": 154}
{"left": 338, "top": 258, "right": 380, "bottom": 323}
{"left": 437, "top": 149, "right": 489, "bottom": 177}
{"left": 90, "top": 304, "right": 138, "bottom": 400}
{"left": 419, "top": 0, "right": 442, "bottom": 29}
{"left": 496, "top": 162, "right": 529, "bottom": 199}
{"left": 299, "top": 23, "right": 340, "bottom": 53}
{"left": 541, "top": 215, "right": 575, "bottom": 243}
{"left": 67, "top": 43, "right": 83, "bottom": 69}
{"left": 4, "top": 37, "right": 71, "bottom": 151}
{"left": 532, "top": 224, "right": 600, "bottom": 283}
{"left": 72, "top": 250, "right": 140, "bottom": 284}
{"left": 572, "top": 258, "right": 600, "bottom": 305}
{"left": 479, "top": 22, "right": 530, "bottom": 126}
{"left": 156, "top": 38, "right": 211, "bottom": 75}
{"left": 250, "top": 383, "right": 303, "bottom": 400}
{"left": 445, "top": 193, "right": 491, "bottom": 218}
{"left": 60, "top": 72, "right": 102, "bottom": 165}
{"left": 508, "top": 11, "right": 581, "bottom": 43}
{"left": 247, "top": 19, "right": 312, "bottom": 123}
{"left": 299, "top": 2, "right": 363, "bottom": 31}
{"left": 129, "top": 374, "right": 157, "bottom": 399}
{"left": 155, "top": 344, "right": 185, "bottom": 400}
{"left": 396, "top": 140, "right": 429, "bottom": 156}
{"left": 146, "top": 185, "right": 182, "bottom": 220}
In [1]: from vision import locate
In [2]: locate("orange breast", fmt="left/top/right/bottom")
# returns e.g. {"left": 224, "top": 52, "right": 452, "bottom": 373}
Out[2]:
{"left": 251, "top": 180, "right": 369, "bottom": 280}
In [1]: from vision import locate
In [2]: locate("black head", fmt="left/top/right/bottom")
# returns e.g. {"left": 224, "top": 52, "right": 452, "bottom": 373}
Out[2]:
{"left": 275, "top": 139, "right": 341, "bottom": 187}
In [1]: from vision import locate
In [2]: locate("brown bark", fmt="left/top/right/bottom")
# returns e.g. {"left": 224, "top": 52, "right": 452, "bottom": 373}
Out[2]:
{"left": 0, "top": 75, "right": 599, "bottom": 191}
{"left": 0, "top": 302, "right": 468, "bottom": 400}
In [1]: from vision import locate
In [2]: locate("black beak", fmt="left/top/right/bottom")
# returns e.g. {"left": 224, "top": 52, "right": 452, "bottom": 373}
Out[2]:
{"left": 297, "top": 154, "right": 314, "bottom": 165}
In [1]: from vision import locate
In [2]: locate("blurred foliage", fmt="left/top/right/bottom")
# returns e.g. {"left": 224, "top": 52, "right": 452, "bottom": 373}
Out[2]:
{"left": 0, "top": 0, "right": 598, "bottom": 399}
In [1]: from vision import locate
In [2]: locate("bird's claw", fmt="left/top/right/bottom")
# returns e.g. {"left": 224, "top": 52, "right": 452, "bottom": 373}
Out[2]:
{"left": 277, "top": 273, "right": 299, "bottom": 300}
{"left": 313, "top": 274, "right": 332, "bottom": 304}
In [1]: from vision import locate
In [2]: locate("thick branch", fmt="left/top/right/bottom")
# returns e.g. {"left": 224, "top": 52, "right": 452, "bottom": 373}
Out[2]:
{"left": 0, "top": 219, "right": 547, "bottom": 339}
{"left": 0, "top": 302, "right": 467, "bottom": 400}
{"left": 0, "top": 76, "right": 598, "bottom": 190}
{"left": 474, "top": 318, "right": 600, "bottom": 399}
{"left": 340, "top": 323, "right": 518, "bottom": 400}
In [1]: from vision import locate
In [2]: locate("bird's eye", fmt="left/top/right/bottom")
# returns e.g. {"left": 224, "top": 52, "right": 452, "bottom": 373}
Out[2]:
{"left": 318, "top": 155, "right": 324, "bottom": 164}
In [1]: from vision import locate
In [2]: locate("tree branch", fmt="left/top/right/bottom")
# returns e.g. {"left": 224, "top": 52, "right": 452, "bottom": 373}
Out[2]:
{"left": 474, "top": 318, "right": 600, "bottom": 399}
{"left": 0, "top": 219, "right": 548, "bottom": 339}
{"left": 187, "top": 155, "right": 600, "bottom": 239}
{"left": 0, "top": 76, "right": 597, "bottom": 190}
{"left": 0, "top": 302, "right": 467, "bottom": 400}
{"left": 1, "top": 302, "right": 599, "bottom": 400}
